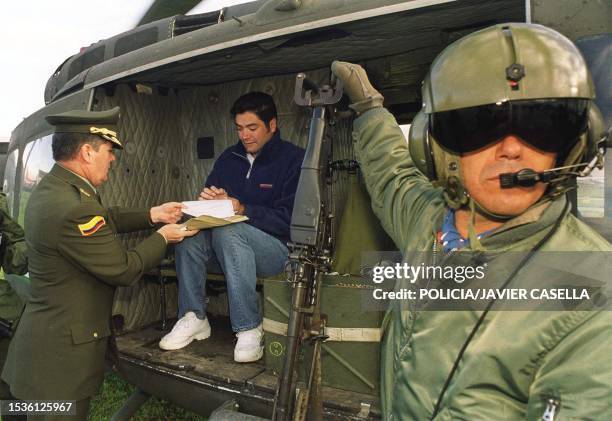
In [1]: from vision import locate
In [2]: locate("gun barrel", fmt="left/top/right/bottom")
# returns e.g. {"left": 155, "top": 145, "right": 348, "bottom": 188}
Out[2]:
{"left": 274, "top": 274, "right": 309, "bottom": 421}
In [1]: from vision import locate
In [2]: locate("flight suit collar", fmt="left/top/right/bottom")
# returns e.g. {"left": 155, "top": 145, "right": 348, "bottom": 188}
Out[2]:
{"left": 479, "top": 197, "right": 568, "bottom": 251}
{"left": 50, "top": 163, "right": 98, "bottom": 199}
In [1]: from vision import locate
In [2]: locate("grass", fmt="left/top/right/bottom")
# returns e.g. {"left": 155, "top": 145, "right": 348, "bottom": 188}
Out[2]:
{"left": 88, "top": 371, "right": 206, "bottom": 421}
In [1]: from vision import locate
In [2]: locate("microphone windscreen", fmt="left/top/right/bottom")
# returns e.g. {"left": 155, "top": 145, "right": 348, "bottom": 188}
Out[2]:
{"left": 499, "top": 173, "right": 515, "bottom": 188}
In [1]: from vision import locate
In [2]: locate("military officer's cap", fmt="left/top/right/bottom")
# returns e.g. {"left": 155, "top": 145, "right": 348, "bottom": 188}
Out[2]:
{"left": 45, "top": 107, "right": 123, "bottom": 149}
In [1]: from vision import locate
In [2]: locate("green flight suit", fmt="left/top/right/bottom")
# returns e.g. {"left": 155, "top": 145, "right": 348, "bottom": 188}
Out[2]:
{"left": 353, "top": 108, "right": 612, "bottom": 420}
{"left": 1, "top": 164, "right": 167, "bottom": 402}
{"left": 0, "top": 192, "right": 28, "bottom": 401}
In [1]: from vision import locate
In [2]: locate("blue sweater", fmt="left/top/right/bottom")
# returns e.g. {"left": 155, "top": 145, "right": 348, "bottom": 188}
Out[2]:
{"left": 206, "top": 131, "right": 305, "bottom": 243}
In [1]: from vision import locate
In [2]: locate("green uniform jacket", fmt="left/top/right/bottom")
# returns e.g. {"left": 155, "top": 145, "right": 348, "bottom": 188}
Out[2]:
{"left": 0, "top": 192, "right": 27, "bottom": 276}
{"left": 0, "top": 192, "right": 28, "bottom": 321}
{"left": 1, "top": 164, "right": 167, "bottom": 400}
{"left": 353, "top": 108, "right": 612, "bottom": 420}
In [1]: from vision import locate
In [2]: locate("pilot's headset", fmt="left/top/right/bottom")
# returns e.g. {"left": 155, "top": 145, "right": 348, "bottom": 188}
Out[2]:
{"left": 407, "top": 22, "right": 607, "bottom": 218}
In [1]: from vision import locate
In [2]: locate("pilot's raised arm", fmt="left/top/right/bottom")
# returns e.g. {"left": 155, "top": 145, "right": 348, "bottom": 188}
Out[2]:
{"left": 331, "top": 22, "right": 612, "bottom": 421}
{"left": 331, "top": 61, "right": 445, "bottom": 249}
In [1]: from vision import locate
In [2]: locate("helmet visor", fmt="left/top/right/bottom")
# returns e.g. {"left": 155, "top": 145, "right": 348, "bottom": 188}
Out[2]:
{"left": 429, "top": 99, "right": 589, "bottom": 154}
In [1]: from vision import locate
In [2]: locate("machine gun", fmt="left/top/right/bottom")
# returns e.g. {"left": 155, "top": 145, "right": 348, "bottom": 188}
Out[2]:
{"left": 272, "top": 73, "right": 343, "bottom": 421}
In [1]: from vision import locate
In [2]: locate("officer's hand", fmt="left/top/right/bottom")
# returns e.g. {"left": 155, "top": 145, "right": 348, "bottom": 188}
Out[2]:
{"left": 198, "top": 186, "right": 229, "bottom": 201}
{"left": 150, "top": 202, "right": 184, "bottom": 224}
{"left": 157, "top": 224, "right": 199, "bottom": 244}
{"left": 331, "top": 61, "right": 383, "bottom": 114}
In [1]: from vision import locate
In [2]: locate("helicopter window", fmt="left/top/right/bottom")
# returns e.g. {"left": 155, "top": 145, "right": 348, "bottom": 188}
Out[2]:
{"left": 21, "top": 135, "right": 54, "bottom": 197}
{"left": 3, "top": 148, "right": 19, "bottom": 214}
{"left": 114, "top": 27, "right": 159, "bottom": 58}
{"left": 577, "top": 167, "right": 605, "bottom": 218}
{"left": 68, "top": 46, "right": 105, "bottom": 81}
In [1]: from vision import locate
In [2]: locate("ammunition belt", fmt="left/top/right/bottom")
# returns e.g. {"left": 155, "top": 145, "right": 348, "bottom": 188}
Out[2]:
{"left": 263, "top": 318, "right": 381, "bottom": 342}
{"left": 333, "top": 282, "right": 374, "bottom": 289}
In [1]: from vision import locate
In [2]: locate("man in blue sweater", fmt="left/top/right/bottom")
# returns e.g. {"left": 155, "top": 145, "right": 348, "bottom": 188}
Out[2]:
{"left": 159, "top": 92, "right": 305, "bottom": 362}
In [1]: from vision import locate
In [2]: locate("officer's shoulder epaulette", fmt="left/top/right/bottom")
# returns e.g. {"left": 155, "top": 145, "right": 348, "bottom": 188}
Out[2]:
{"left": 67, "top": 198, "right": 104, "bottom": 215}
{"left": 68, "top": 183, "right": 97, "bottom": 204}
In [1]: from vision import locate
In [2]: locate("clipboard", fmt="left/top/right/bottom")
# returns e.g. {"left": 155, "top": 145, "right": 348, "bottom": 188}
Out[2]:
{"left": 185, "top": 214, "right": 249, "bottom": 230}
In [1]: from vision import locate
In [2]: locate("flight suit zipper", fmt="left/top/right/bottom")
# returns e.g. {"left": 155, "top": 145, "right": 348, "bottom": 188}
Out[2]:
{"left": 541, "top": 398, "right": 560, "bottom": 421}
{"left": 432, "top": 229, "right": 440, "bottom": 265}
{"left": 398, "top": 231, "right": 440, "bottom": 359}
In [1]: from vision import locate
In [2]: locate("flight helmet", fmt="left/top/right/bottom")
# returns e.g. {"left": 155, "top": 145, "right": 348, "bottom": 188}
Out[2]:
{"left": 409, "top": 23, "right": 605, "bottom": 217}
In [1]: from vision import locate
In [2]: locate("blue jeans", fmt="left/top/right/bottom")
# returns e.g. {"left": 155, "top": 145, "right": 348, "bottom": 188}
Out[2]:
{"left": 175, "top": 222, "right": 288, "bottom": 332}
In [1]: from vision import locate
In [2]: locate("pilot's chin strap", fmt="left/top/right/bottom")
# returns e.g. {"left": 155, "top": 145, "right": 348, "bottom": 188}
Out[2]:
{"left": 467, "top": 199, "right": 485, "bottom": 251}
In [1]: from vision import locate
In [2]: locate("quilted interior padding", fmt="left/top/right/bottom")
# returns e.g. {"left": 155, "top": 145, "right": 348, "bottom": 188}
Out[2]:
{"left": 93, "top": 69, "right": 356, "bottom": 332}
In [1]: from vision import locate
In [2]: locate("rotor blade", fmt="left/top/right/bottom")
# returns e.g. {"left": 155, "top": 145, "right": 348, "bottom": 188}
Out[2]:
{"left": 138, "top": 0, "right": 202, "bottom": 26}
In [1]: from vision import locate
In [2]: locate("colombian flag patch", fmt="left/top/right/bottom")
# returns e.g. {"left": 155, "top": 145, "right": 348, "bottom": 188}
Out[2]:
{"left": 78, "top": 216, "right": 106, "bottom": 236}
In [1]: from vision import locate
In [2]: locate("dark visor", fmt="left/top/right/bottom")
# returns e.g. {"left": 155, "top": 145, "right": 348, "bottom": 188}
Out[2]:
{"left": 429, "top": 99, "right": 589, "bottom": 154}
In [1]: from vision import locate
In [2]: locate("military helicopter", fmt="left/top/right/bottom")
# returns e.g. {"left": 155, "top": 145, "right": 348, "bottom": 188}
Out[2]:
{"left": 2, "top": 0, "right": 610, "bottom": 419}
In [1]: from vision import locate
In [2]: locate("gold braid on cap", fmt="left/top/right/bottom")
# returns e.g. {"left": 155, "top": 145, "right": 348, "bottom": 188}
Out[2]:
{"left": 90, "top": 127, "right": 119, "bottom": 144}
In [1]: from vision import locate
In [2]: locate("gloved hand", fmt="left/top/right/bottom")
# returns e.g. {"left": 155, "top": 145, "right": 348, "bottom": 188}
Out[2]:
{"left": 331, "top": 61, "right": 384, "bottom": 114}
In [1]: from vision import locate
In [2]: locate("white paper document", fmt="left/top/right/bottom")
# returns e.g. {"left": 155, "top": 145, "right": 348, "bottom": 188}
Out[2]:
{"left": 182, "top": 200, "right": 235, "bottom": 218}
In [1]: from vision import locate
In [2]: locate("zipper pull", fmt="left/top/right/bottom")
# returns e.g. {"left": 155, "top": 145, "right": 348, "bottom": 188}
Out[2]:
{"left": 541, "top": 398, "right": 559, "bottom": 421}
{"left": 432, "top": 231, "right": 442, "bottom": 264}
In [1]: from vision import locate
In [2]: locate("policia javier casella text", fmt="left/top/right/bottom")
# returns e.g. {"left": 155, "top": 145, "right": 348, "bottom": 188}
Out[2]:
{"left": 361, "top": 251, "right": 611, "bottom": 311}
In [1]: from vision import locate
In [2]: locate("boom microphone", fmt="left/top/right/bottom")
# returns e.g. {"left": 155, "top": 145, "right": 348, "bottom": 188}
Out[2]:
{"left": 499, "top": 168, "right": 557, "bottom": 188}
{"left": 500, "top": 126, "right": 610, "bottom": 188}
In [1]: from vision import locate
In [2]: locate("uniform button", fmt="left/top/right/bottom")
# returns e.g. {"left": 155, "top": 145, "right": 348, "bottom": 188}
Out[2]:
{"left": 93, "top": 332, "right": 98, "bottom": 338}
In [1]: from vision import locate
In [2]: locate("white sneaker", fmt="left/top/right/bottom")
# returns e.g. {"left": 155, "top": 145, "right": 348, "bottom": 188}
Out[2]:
{"left": 159, "top": 312, "right": 211, "bottom": 350}
{"left": 234, "top": 324, "right": 264, "bottom": 363}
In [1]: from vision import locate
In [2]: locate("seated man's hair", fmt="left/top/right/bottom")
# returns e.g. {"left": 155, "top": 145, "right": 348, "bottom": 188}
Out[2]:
{"left": 230, "top": 92, "right": 278, "bottom": 128}
{"left": 52, "top": 133, "right": 104, "bottom": 161}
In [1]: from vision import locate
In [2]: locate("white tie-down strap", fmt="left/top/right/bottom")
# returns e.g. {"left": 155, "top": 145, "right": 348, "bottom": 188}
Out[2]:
{"left": 262, "top": 318, "right": 381, "bottom": 342}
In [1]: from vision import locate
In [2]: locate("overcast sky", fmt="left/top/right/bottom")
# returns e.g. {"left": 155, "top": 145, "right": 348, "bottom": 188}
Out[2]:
{"left": 0, "top": 0, "right": 253, "bottom": 140}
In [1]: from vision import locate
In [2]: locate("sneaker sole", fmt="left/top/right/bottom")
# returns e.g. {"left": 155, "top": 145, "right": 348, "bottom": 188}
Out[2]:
{"left": 159, "top": 330, "right": 211, "bottom": 351}
{"left": 234, "top": 347, "right": 263, "bottom": 363}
